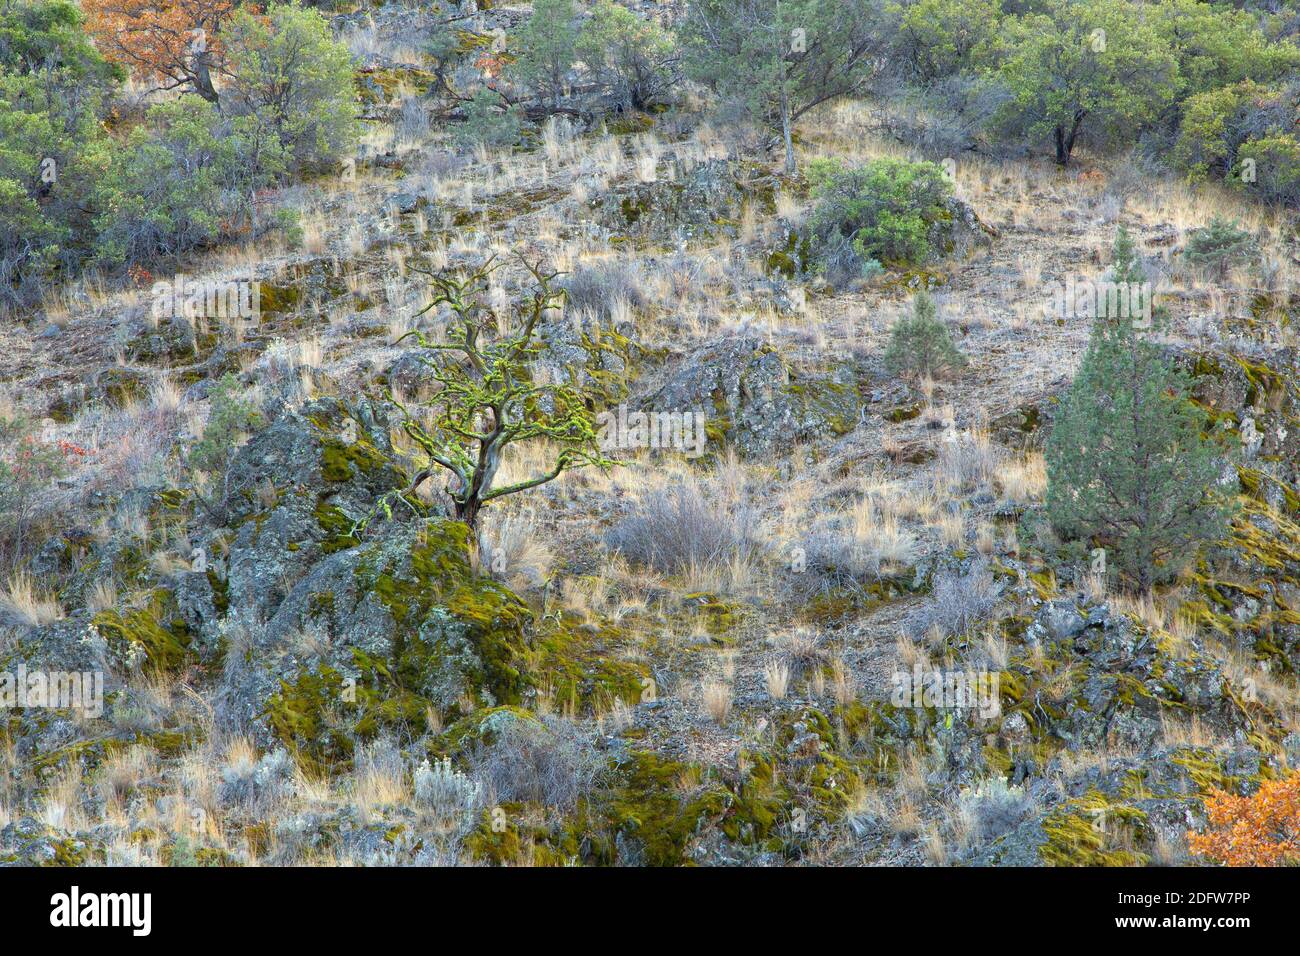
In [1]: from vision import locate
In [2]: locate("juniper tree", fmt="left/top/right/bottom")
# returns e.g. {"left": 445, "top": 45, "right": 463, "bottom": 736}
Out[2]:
{"left": 678, "top": 0, "right": 884, "bottom": 175}
{"left": 883, "top": 289, "right": 965, "bottom": 379}
{"left": 370, "top": 256, "right": 615, "bottom": 531}
{"left": 513, "top": 0, "right": 578, "bottom": 110}
{"left": 1045, "top": 227, "right": 1228, "bottom": 593}
{"left": 1182, "top": 217, "right": 1254, "bottom": 281}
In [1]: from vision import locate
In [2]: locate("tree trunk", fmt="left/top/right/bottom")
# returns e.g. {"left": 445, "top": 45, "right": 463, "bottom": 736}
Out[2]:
{"left": 455, "top": 496, "right": 481, "bottom": 530}
{"left": 780, "top": 86, "right": 796, "bottom": 177}
{"left": 1055, "top": 113, "right": 1086, "bottom": 166}
{"left": 192, "top": 53, "right": 220, "bottom": 105}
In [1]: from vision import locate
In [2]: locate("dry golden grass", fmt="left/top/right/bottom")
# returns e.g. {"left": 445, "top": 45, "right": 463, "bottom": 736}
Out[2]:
{"left": 0, "top": 571, "right": 62, "bottom": 627}
{"left": 700, "top": 680, "right": 733, "bottom": 724}
{"left": 895, "top": 631, "right": 928, "bottom": 670}
{"left": 995, "top": 453, "right": 1047, "bottom": 503}
{"left": 933, "top": 510, "right": 965, "bottom": 549}
{"left": 85, "top": 578, "right": 119, "bottom": 614}
{"left": 831, "top": 657, "right": 856, "bottom": 706}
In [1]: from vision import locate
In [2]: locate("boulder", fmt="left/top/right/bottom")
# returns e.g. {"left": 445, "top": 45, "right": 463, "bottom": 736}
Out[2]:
{"left": 635, "top": 336, "right": 861, "bottom": 455}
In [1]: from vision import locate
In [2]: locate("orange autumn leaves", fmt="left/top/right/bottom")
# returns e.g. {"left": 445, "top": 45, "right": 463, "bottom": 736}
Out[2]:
{"left": 1188, "top": 771, "right": 1300, "bottom": 866}
{"left": 82, "top": 0, "right": 239, "bottom": 101}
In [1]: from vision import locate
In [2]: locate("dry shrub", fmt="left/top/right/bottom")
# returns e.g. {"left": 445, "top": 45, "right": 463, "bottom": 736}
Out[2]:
{"left": 476, "top": 510, "right": 554, "bottom": 591}
{"left": 907, "top": 561, "right": 1000, "bottom": 639}
{"left": 466, "top": 714, "right": 602, "bottom": 810}
{"left": 805, "top": 497, "right": 919, "bottom": 579}
{"left": 606, "top": 479, "right": 756, "bottom": 577}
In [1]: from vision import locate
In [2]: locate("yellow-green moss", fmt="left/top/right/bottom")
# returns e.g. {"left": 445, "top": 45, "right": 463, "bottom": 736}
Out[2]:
{"left": 92, "top": 589, "right": 192, "bottom": 672}
{"left": 1040, "top": 790, "right": 1149, "bottom": 866}
{"left": 530, "top": 616, "right": 648, "bottom": 715}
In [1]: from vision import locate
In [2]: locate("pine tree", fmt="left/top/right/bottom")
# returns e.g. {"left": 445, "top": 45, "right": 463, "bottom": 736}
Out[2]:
{"left": 883, "top": 289, "right": 966, "bottom": 379}
{"left": 1045, "top": 226, "right": 1228, "bottom": 592}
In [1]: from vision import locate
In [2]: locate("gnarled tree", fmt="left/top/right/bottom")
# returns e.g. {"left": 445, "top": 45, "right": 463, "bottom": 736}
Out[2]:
{"left": 372, "top": 256, "right": 615, "bottom": 531}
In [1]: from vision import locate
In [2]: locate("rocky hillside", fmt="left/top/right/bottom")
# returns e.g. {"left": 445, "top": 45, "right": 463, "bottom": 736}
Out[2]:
{"left": 2, "top": 0, "right": 1299, "bottom": 868}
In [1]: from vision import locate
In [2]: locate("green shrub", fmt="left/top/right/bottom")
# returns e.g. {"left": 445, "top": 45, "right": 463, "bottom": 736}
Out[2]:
{"left": 883, "top": 289, "right": 965, "bottom": 379}
{"left": 189, "top": 373, "right": 265, "bottom": 477}
{"left": 1235, "top": 133, "right": 1300, "bottom": 207}
{"left": 456, "top": 88, "right": 523, "bottom": 148}
{"left": 94, "top": 99, "right": 287, "bottom": 264}
{"left": 1182, "top": 217, "right": 1254, "bottom": 280}
{"left": 807, "top": 157, "right": 953, "bottom": 278}
{"left": 222, "top": 1, "right": 359, "bottom": 175}
{"left": 0, "top": 0, "right": 120, "bottom": 307}
{"left": 1153, "top": 0, "right": 1299, "bottom": 99}
{"left": 576, "top": 0, "right": 676, "bottom": 112}
{"left": 1172, "top": 82, "right": 1260, "bottom": 182}
{"left": 512, "top": 0, "right": 578, "bottom": 108}
{"left": 891, "top": 0, "right": 1002, "bottom": 82}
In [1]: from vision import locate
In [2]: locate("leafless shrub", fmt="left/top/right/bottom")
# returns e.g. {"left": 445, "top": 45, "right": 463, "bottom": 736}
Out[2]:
{"left": 908, "top": 561, "right": 1000, "bottom": 639}
{"left": 466, "top": 715, "right": 602, "bottom": 811}
{"left": 218, "top": 743, "right": 296, "bottom": 811}
{"left": 396, "top": 96, "right": 431, "bottom": 146}
{"left": 875, "top": 76, "right": 1014, "bottom": 159}
{"left": 804, "top": 498, "right": 919, "bottom": 580}
{"left": 958, "top": 777, "right": 1036, "bottom": 844}
{"left": 562, "top": 259, "right": 646, "bottom": 322}
{"left": 414, "top": 756, "right": 482, "bottom": 832}
{"left": 606, "top": 480, "right": 756, "bottom": 576}
{"left": 819, "top": 232, "right": 874, "bottom": 289}
{"left": 1105, "top": 149, "right": 1162, "bottom": 203}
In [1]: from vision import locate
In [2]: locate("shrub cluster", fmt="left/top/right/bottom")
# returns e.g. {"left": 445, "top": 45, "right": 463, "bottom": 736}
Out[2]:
{"left": 807, "top": 157, "right": 954, "bottom": 280}
{"left": 0, "top": 1, "right": 357, "bottom": 309}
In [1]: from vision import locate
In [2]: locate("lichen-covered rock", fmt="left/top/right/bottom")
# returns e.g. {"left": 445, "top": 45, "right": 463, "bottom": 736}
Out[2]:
{"left": 1186, "top": 347, "right": 1299, "bottom": 489}
{"left": 224, "top": 518, "right": 533, "bottom": 770}
{"left": 219, "top": 396, "right": 408, "bottom": 624}
{"left": 536, "top": 317, "right": 634, "bottom": 404}
{"left": 593, "top": 159, "right": 774, "bottom": 244}
{"left": 1009, "top": 597, "right": 1241, "bottom": 756}
{"left": 0, "top": 818, "right": 105, "bottom": 867}
{"left": 5, "top": 613, "right": 110, "bottom": 676}
{"left": 635, "top": 336, "right": 861, "bottom": 455}
{"left": 932, "top": 195, "right": 998, "bottom": 261}
{"left": 967, "top": 744, "right": 1265, "bottom": 866}
{"left": 1184, "top": 498, "right": 1300, "bottom": 673}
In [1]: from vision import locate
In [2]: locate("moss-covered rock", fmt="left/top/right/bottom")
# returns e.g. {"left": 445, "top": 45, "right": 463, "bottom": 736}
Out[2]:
{"left": 92, "top": 589, "right": 193, "bottom": 673}
{"left": 259, "top": 519, "right": 534, "bottom": 770}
